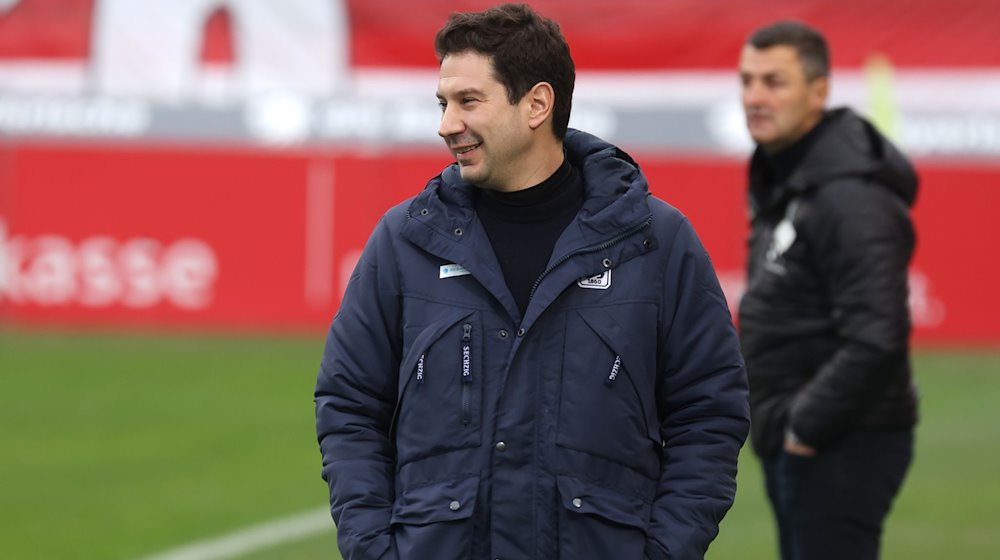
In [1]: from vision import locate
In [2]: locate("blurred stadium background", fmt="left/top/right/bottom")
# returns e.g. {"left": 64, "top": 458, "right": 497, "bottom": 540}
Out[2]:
{"left": 2, "top": 1, "right": 998, "bottom": 559}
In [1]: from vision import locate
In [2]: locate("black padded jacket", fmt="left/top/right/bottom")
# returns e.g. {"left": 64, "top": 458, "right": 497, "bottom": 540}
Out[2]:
{"left": 738, "top": 107, "right": 919, "bottom": 456}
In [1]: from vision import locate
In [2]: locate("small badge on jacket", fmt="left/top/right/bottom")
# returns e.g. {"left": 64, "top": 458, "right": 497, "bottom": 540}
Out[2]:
{"left": 577, "top": 270, "right": 611, "bottom": 289}
{"left": 440, "top": 263, "right": 471, "bottom": 278}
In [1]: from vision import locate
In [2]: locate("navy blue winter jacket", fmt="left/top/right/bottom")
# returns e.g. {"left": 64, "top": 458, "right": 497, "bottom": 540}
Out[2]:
{"left": 315, "top": 130, "right": 750, "bottom": 560}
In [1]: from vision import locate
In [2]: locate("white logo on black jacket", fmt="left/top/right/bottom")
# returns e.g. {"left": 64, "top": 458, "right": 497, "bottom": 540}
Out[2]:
{"left": 765, "top": 199, "right": 800, "bottom": 275}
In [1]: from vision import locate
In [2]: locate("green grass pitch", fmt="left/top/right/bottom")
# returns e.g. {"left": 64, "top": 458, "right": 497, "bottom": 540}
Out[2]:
{"left": 1, "top": 326, "right": 997, "bottom": 559}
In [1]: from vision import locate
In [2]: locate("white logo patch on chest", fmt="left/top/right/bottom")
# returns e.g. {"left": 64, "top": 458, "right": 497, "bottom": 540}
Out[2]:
{"left": 439, "top": 264, "right": 470, "bottom": 278}
{"left": 764, "top": 200, "right": 800, "bottom": 275}
{"left": 577, "top": 270, "right": 611, "bottom": 290}
{"left": 767, "top": 218, "right": 797, "bottom": 261}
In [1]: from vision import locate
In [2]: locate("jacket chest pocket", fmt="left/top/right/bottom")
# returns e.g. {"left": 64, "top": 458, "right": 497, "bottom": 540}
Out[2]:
{"left": 557, "top": 306, "right": 660, "bottom": 467}
{"left": 394, "top": 310, "right": 484, "bottom": 464}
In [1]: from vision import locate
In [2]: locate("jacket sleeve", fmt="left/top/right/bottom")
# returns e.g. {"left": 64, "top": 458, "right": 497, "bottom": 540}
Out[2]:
{"left": 315, "top": 215, "right": 402, "bottom": 560}
{"left": 787, "top": 181, "right": 914, "bottom": 448}
{"left": 645, "top": 218, "right": 751, "bottom": 560}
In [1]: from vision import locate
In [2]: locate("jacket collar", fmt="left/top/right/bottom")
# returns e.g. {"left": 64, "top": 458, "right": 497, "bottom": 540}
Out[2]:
{"left": 404, "top": 129, "right": 651, "bottom": 245}
{"left": 748, "top": 108, "right": 918, "bottom": 216}
{"left": 401, "top": 129, "right": 653, "bottom": 323}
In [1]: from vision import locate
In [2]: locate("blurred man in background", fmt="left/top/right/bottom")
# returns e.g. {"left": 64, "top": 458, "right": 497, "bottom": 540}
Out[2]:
{"left": 315, "top": 3, "right": 749, "bottom": 559}
{"left": 738, "top": 20, "right": 919, "bottom": 560}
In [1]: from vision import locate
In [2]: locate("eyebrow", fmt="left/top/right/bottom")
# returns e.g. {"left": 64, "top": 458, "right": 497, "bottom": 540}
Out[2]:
{"left": 741, "top": 69, "right": 784, "bottom": 80}
{"left": 437, "top": 87, "right": 486, "bottom": 100}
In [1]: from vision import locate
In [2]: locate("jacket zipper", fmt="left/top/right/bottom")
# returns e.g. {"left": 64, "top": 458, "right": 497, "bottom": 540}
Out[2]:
{"left": 460, "top": 323, "right": 473, "bottom": 425}
{"left": 528, "top": 216, "right": 653, "bottom": 302}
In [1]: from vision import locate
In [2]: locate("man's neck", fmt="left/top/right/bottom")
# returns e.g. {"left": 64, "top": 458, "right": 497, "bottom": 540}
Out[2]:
{"left": 761, "top": 111, "right": 825, "bottom": 155}
{"left": 496, "top": 138, "right": 565, "bottom": 193}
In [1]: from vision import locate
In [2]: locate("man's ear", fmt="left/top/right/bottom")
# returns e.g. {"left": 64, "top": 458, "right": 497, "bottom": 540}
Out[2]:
{"left": 809, "top": 75, "right": 830, "bottom": 111}
{"left": 525, "top": 81, "right": 555, "bottom": 131}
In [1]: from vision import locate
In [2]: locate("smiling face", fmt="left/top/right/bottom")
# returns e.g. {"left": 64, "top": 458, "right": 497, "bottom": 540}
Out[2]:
{"left": 436, "top": 51, "right": 539, "bottom": 191}
{"left": 740, "top": 44, "right": 828, "bottom": 152}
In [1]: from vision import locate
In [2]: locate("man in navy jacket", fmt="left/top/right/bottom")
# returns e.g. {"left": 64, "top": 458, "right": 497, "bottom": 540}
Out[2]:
{"left": 315, "top": 4, "right": 750, "bottom": 559}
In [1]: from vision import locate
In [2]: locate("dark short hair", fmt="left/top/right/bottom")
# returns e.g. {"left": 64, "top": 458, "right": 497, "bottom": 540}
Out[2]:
{"left": 747, "top": 20, "right": 829, "bottom": 81}
{"left": 434, "top": 3, "right": 575, "bottom": 140}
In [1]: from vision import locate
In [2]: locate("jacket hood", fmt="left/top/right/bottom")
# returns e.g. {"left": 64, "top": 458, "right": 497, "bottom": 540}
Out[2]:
{"left": 416, "top": 129, "right": 651, "bottom": 239}
{"left": 563, "top": 129, "right": 652, "bottom": 237}
{"left": 751, "top": 107, "right": 919, "bottom": 210}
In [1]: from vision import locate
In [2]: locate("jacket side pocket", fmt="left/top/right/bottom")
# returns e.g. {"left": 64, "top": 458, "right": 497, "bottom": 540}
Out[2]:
{"left": 391, "top": 475, "right": 479, "bottom": 560}
{"left": 556, "top": 475, "right": 650, "bottom": 560}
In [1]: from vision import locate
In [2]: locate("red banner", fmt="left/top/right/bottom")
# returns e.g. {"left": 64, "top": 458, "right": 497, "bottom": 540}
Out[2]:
{"left": 1, "top": 0, "right": 998, "bottom": 344}
{"left": 4, "top": 0, "right": 999, "bottom": 68}
{"left": 2, "top": 143, "right": 996, "bottom": 345}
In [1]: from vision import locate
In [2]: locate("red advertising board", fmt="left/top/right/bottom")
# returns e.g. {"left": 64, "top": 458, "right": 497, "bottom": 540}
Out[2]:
{"left": 0, "top": 143, "right": 449, "bottom": 330}
{"left": 4, "top": 0, "right": 1000, "bottom": 68}
{"left": 2, "top": 0, "right": 999, "bottom": 345}
{"left": 2, "top": 142, "right": 997, "bottom": 345}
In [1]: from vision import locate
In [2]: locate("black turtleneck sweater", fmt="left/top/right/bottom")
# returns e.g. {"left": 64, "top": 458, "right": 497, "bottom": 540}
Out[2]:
{"left": 475, "top": 157, "right": 584, "bottom": 316}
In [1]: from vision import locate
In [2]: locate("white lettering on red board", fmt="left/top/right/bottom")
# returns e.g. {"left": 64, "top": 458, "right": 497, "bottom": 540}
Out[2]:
{"left": 0, "top": 218, "right": 218, "bottom": 310}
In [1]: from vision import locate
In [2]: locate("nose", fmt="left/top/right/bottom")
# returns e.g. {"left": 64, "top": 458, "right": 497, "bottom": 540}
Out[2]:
{"left": 438, "top": 103, "right": 464, "bottom": 139}
{"left": 742, "top": 80, "right": 766, "bottom": 107}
